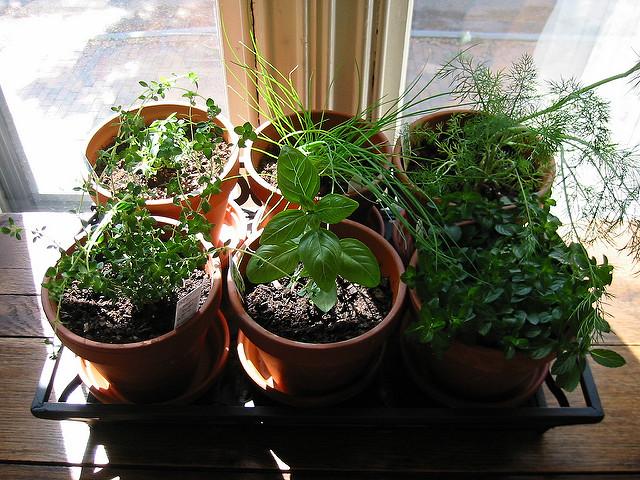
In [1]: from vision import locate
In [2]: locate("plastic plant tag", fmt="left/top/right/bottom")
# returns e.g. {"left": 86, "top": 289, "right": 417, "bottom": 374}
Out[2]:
{"left": 174, "top": 284, "right": 204, "bottom": 329}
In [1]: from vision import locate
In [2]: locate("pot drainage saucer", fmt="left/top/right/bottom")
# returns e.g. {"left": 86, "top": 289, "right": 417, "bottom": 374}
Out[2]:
{"left": 236, "top": 331, "right": 384, "bottom": 407}
{"left": 77, "top": 312, "right": 230, "bottom": 405}
{"left": 400, "top": 337, "right": 549, "bottom": 408}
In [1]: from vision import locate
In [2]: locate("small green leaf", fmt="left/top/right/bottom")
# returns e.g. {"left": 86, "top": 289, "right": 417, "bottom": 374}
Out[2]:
{"left": 298, "top": 229, "right": 341, "bottom": 291}
{"left": 512, "top": 285, "right": 532, "bottom": 296}
{"left": 443, "top": 224, "right": 462, "bottom": 242}
{"left": 277, "top": 145, "right": 320, "bottom": 206}
{"left": 590, "top": 349, "right": 625, "bottom": 368}
{"left": 530, "top": 344, "right": 553, "bottom": 359}
{"left": 314, "top": 194, "right": 359, "bottom": 224}
{"left": 261, "top": 209, "right": 308, "bottom": 245}
{"left": 246, "top": 241, "right": 298, "bottom": 284}
{"left": 484, "top": 288, "right": 503, "bottom": 303}
{"left": 551, "top": 354, "right": 577, "bottom": 375}
{"left": 477, "top": 322, "right": 491, "bottom": 336}
{"left": 555, "top": 369, "right": 582, "bottom": 391}
{"left": 338, "top": 238, "right": 380, "bottom": 287}
{"left": 495, "top": 224, "right": 517, "bottom": 236}
{"left": 311, "top": 283, "right": 337, "bottom": 312}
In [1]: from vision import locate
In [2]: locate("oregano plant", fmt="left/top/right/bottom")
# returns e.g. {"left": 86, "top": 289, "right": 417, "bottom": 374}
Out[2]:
{"left": 245, "top": 145, "right": 381, "bottom": 312}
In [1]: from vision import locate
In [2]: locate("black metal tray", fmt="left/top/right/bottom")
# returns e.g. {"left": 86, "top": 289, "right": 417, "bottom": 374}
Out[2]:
{"left": 31, "top": 324, "right": 604, "bottom": 431}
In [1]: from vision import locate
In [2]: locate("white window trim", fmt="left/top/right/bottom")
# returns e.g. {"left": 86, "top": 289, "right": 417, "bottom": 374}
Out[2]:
{"left": 218, "top": 0, "right": 414, "bottom": 139}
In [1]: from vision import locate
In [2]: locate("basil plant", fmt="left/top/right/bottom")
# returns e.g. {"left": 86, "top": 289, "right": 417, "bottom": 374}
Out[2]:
{"left": 246, "top": 146, "right": 381, "bottom": 312}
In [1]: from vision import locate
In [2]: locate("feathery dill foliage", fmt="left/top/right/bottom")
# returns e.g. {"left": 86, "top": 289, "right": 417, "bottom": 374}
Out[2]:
{"left": 403, "top": 53, "right": 640, "bottom": 257}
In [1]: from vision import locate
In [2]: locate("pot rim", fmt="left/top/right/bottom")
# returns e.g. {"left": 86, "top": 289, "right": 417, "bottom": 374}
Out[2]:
{"left": 85, "top": 103, "right": 240, "bottom": 205}
{"left": 41, "top": 215, "right": 222, "bottom": 352}
{"left": 227, "top": 218, "right": 406, "bottom": 351}
{"left": 241, "top": 109, "right": 392, "bottom": 198}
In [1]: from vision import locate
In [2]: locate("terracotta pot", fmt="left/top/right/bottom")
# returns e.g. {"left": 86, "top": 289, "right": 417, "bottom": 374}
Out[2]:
{"left": 241, "top": 110, "right": 391, "bottom": 228}
{"left": 41, "top": 217, "right": 224, "bottom": 404}
{"left": 86, "top": 104, "right": 240, "bottom": 244}
{"left": 390, "top": 109, "right": 555, "bottom": 263}
{"left": 402, "top": 250, "right": 552, "bottom": 405}
{"left": 226, "top": 219, "right": 407, "bottom": 397}
{"left": 216, "top": 200, "right": 248, "bottom": 271}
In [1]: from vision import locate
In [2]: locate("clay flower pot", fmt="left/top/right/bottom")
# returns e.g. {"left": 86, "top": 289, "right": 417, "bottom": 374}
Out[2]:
{"left": 226, "top": 219, "right": 407, "bottom": 401}
{"left": 402, "top": 250, "right": 552, "bottom": 406}
{"left": 393, "top": 108, "right": 555, "bottom": 199}
{"left": 86, "top": 104, "right": 240, "bottom": 244}
{"left": 41, "top": 217, "right": 224, "bottom": 404}
{"left": 242, "top": 110, "right": 391, "bottom": 228}
{"left": 216, "top": 200, "right": 248, "bottom": 271}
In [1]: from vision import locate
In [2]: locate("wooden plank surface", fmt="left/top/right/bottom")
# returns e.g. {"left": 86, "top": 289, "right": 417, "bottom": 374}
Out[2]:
{"left": 0, "top": 294, "right": 52, "bottom": 337}
{"left": 0, "top": 337, "right": 638, "bottom": 475}
{"left": 1, "top": 465, "right": 638, "bottom": 480}
{"left": 1, "top": 212, "right": 639, "bottom": 475}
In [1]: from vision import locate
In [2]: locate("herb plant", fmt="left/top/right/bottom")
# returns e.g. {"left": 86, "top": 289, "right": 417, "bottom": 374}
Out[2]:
{"left": 398, "top": 53, "right": 640, "bottom": 256}
{"left": 94, "top": 73, "right": 227, "bottom": 203}
{"left": 402, "top": 194, "right": 623, "bottom": 391}
{"left": 245, "top": 145, "right": 380, "bottom": 312}
{"left": 44, "top": 194, "right": 212, "bottom": 312}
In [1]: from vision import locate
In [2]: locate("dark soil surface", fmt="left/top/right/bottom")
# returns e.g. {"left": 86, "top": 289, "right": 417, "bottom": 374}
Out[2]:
{"left": 259, "top": 155, "right": 278, "bottom": 187}
{"left": 99, "top": 142, "right": 232, "bottom": 200}
{"left": 244, "top": 276, "right": 392, "bottom": 343}
{"left": 58, "top": 269, "right": 211, "bottom": 344}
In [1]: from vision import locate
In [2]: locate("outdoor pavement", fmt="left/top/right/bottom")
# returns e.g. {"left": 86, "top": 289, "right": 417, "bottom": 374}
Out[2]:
{"left": 0, "top": 0, "right": 226, "bottom": 196}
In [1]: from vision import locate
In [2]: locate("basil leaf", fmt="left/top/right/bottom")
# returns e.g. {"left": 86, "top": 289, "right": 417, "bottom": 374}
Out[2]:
{"left": 310, "top": 283, "right": 337, "bottom": 312}
{"left": 277, "top": 145, "right": 319, "bottom": 205}
{"left": 261, "top": 209, "right": 308, "bottom": 245}
{"left": 338, "top": 238, "right": 380, "bottom": 288}
{"left": 246, "top": 241, "right": 298, "bottom": 284}
{"left": 315, "top": 194, "right": 359, "bottom": 224}
{"left": 298, "top": 229, "right": 341, "bottom": 291}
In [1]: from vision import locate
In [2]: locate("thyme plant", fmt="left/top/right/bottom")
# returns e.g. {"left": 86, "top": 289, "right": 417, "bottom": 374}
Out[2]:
{"left": 43, "top": 194, "right": 213, "bottom": 310}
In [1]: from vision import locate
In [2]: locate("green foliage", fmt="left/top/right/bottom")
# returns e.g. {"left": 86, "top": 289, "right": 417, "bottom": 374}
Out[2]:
{"left": 402, "top": 194, "right": 621, "bottom": 391}
{"left": 402, "top": 53, "right": 640, "bottom": 258}
{"left": 234, "top": 121, "right": 257, "bottom": 148}
{"left": 43, "top": 196, "right": 211, "bottom": 308}
{"left": 246, "top": 146, "right": 380, "bottom": 312}
{"left": 93, "top": 72, "right": 249, "bottom": 243}
{"left": 1, "top": 216, "right": 22, "bottom": 240}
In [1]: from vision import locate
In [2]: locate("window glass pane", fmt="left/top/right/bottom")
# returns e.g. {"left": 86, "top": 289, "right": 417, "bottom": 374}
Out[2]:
{"left": 406, "top": 0, "right": 640, "bottom": 145}
{"left": 0, "top": 0, "right": 226, "bottom": 209}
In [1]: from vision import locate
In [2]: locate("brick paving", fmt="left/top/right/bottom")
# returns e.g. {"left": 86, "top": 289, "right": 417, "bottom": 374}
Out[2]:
{"left": 0, "top": 0, "right": 226, "bottom": 195}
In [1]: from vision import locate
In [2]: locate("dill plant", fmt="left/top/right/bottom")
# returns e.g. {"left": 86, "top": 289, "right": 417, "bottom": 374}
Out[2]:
{"left": 399, "top": 53, "right": 640, "bottom": 255}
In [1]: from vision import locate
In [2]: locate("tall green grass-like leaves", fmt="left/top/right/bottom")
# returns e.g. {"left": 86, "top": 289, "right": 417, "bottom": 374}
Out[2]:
{"left": 246, "top": 146, "right": 380, "bottom": 312}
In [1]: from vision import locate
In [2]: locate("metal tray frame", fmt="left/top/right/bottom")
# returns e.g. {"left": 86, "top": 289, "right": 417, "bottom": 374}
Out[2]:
{"left": 31, "top": 333, "right": 604, "bottom": 432}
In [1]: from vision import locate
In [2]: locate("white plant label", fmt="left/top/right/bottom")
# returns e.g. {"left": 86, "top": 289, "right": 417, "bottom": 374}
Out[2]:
{"left": 174, "top": 284, "right": 203, "bottom": 329}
